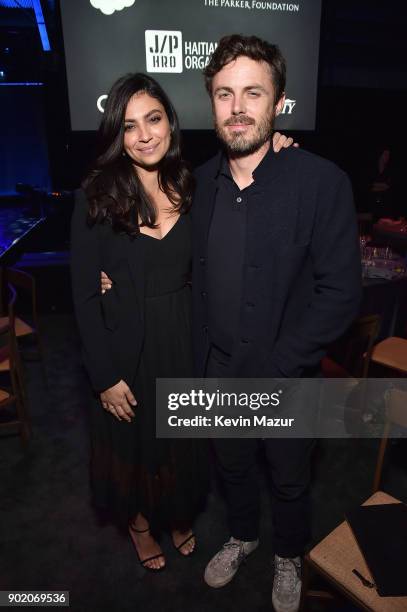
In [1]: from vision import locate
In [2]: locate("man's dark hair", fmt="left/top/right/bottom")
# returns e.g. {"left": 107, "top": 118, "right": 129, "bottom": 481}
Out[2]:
{"left": 204, "top": 34, "right": 286, "bottom": 104}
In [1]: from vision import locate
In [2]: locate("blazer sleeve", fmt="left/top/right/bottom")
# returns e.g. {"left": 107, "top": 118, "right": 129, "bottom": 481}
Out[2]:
{"left": 70, "top": 190, "right": 120, "bottom": 392}
{"left": 269, "top": 171, "right": 363, "bottom": 377}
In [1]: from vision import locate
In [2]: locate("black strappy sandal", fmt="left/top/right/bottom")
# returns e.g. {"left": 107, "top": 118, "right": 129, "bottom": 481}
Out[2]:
{"left": 172, "top": 531, "right": 196, "bottom": 557}
{"left": 128, "top": 525, "right": 166, "bottom": 571}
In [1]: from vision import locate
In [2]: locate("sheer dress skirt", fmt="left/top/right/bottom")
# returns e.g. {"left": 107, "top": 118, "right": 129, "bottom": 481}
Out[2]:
{"left": 89, "top": 214, "right": 209, "bottom": 532}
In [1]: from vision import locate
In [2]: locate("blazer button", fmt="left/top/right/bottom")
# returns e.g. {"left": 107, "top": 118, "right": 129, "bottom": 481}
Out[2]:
{"left": 201, "top": 291, "right": 207, "bottom": 298}
{"left": 241, "top": 338, "right": 249, "bottom": 344}
{"left": 199, "top": 257, "right": 206, "bottom": 265}
{"left": 203, "top": 325, "right": 208, "bottom": 333}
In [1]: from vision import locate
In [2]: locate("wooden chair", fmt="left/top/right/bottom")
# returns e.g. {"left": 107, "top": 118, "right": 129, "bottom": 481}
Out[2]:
{"left": 372, "top": 387, "right": 407, "bottom": 493}
{"left": 322, "top": 314, "right": 381, "bottom": 378}
{"left": 303, "top": 491, "right": 407, "bottom": 611}
{"left": 0, "top": 267, "right": 46, "bottom": 380}
{"left": 0, "top": 284, "right": 31, "bottom": 444}
{"left": 303, "top": 386, "right": 407, "bottom": 610}
{"left": 370, "top": 337, "right": 407, "bottom": 375}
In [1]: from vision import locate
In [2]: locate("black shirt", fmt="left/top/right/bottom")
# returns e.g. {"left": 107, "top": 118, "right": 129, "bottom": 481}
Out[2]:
{"left": 207, "top": 156, "right": 253, "bottom": 355}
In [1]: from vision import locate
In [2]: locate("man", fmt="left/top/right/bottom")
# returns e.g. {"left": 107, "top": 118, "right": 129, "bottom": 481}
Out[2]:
{"left": 191, "top": 35, "right": 362, "bottom": 611}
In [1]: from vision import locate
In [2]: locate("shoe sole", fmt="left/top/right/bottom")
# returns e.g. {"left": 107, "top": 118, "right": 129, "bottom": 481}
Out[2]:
{"left": 204, "top": 568, "right": 238, "bottom": 589}
{"left": 271, "top": 594, "right": 301, "bottom": 612}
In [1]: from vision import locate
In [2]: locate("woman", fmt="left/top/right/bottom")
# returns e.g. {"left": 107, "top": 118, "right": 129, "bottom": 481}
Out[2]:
{"left": 71, "top": 73, "right": 294, "bottom": 572}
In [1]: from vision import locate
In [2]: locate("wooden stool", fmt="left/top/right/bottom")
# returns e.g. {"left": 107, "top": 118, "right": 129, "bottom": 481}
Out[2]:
{"left": 0, "top": 268, "right": 46, "bottom": 383}
{"left": 0, "top": 285, "right": 31, "bottom": 444}
{"left": 304, "top": 491, "right": 407, "bottom": 611}
{"left": 370, "top": 337, "right": 407, "bottom": 374}
{"left": 322, "top": 314, "right": 381, "bottom": 378}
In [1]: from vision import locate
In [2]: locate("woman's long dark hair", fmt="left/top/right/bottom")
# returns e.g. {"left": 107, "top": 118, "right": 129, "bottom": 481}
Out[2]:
{"left": 83, "top": 73, "right": 194, "bottom": 236}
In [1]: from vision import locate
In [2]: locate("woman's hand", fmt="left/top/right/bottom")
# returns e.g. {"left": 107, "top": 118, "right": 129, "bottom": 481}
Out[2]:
{"left": 101, "top": 270, "right": 113, "bottom": 294}
{"left": 272, "top": 131, "right": 299, "bottom": 152}
{"left": 100, "top": 380, "right": 137, "bottom": 422}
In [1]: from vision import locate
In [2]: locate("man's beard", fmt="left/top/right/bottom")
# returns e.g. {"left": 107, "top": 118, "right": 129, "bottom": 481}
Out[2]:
{"left": 215, "top": 107, "right": 275, "bottom": 157}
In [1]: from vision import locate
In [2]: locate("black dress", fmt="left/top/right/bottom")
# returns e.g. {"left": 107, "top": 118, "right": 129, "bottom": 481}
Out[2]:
{"left": 90, "top": 213, "right": 209, "bottom": 532}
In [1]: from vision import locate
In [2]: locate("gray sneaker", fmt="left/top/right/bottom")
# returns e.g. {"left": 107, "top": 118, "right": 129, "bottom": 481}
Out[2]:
{"left": 272, "top": 555, "right": 302, "bottom": 612}
{"left": 204, "top": 537, "right": 259, "bottom": 588}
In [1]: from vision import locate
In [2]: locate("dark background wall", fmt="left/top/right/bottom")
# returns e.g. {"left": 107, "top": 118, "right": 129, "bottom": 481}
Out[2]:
{"left": 0, "top": 84, "right": 51, "bottom": 194}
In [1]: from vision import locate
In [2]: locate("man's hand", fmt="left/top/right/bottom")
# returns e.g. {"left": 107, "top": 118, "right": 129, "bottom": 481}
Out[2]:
{"left": 272, "top": 131, "right": 299, "bottom": 153}
{"left": 101, "top": 270, "right": 113, "bottom": 294}
{"left": 100, "top": 379, "right": 137, "bottom": 422}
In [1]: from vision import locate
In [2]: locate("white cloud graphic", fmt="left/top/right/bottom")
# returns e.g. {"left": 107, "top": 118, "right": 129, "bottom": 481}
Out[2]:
{"left": 90, "top": 0, "right": 136, "bottom": 16}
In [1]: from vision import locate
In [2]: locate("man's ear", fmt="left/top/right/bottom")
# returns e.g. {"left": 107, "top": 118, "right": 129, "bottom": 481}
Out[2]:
{"left": 275, "top": 93, "right": 286, "bottom": 116}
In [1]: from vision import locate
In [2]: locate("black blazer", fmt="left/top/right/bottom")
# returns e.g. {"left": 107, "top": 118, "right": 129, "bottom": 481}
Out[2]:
{"left": 192, "top": 147, "right": 363, "bottom": 377}
{"left": 70, "top": 190, "right": 145, "bottom": 392}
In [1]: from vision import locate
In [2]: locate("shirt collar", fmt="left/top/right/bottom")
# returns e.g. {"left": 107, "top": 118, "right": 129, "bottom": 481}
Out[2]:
{"left": 252, "top": 142, "right": 279, "bottom": 184}
{"left": 213, "top": 140, "right": 280, "bottom": 185}
{"left": 215, "top": 153, "right": 233, "bottom": 180}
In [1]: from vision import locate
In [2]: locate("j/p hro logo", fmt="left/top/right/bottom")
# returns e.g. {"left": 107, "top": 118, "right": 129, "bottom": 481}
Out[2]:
{"left": 145, "top": 30, "right": 183, "bottom": 73}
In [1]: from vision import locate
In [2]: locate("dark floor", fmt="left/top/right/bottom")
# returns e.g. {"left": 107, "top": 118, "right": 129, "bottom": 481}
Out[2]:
{"left": 1, "top": 314, "right": 407, "bottom": 612}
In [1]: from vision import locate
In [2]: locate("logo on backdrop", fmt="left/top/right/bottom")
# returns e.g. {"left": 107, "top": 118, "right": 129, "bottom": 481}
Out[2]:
{"left": 145, "top": 30, "right": 183, "bottom": 73}
{"left": 202, "top": 0, "right": 300, "bottom": 11}
{"left": 97, "top": 95, "right": 108, "bottom": 112}
{"left": 282, "top": 98, "right": 296, "bottom": 114}
{"left": 145, "top": 30, "right": 217, "bottom": 73}
{"left": 89, "top": 0, "right": 135, "bottom": 16}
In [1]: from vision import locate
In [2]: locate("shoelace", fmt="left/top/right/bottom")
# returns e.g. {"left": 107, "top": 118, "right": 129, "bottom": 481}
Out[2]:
{"left": 216, "top": 541, "right": 245, "bottom": 569}
{"left": 274, "top": 557, "right": 301, "bottom": 593}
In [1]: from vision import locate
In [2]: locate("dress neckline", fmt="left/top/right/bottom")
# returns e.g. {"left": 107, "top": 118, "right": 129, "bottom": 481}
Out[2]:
{"left": 139, "top": 215, "right": 182, "bottom": 241}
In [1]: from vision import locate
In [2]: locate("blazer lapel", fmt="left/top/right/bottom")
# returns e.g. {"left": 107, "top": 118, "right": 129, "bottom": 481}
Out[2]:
{"left": 203, "top": 179, "right": 218, "bottom": 247}
{"left": 196, "top": 151, "right": 222, "bottom": 250}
